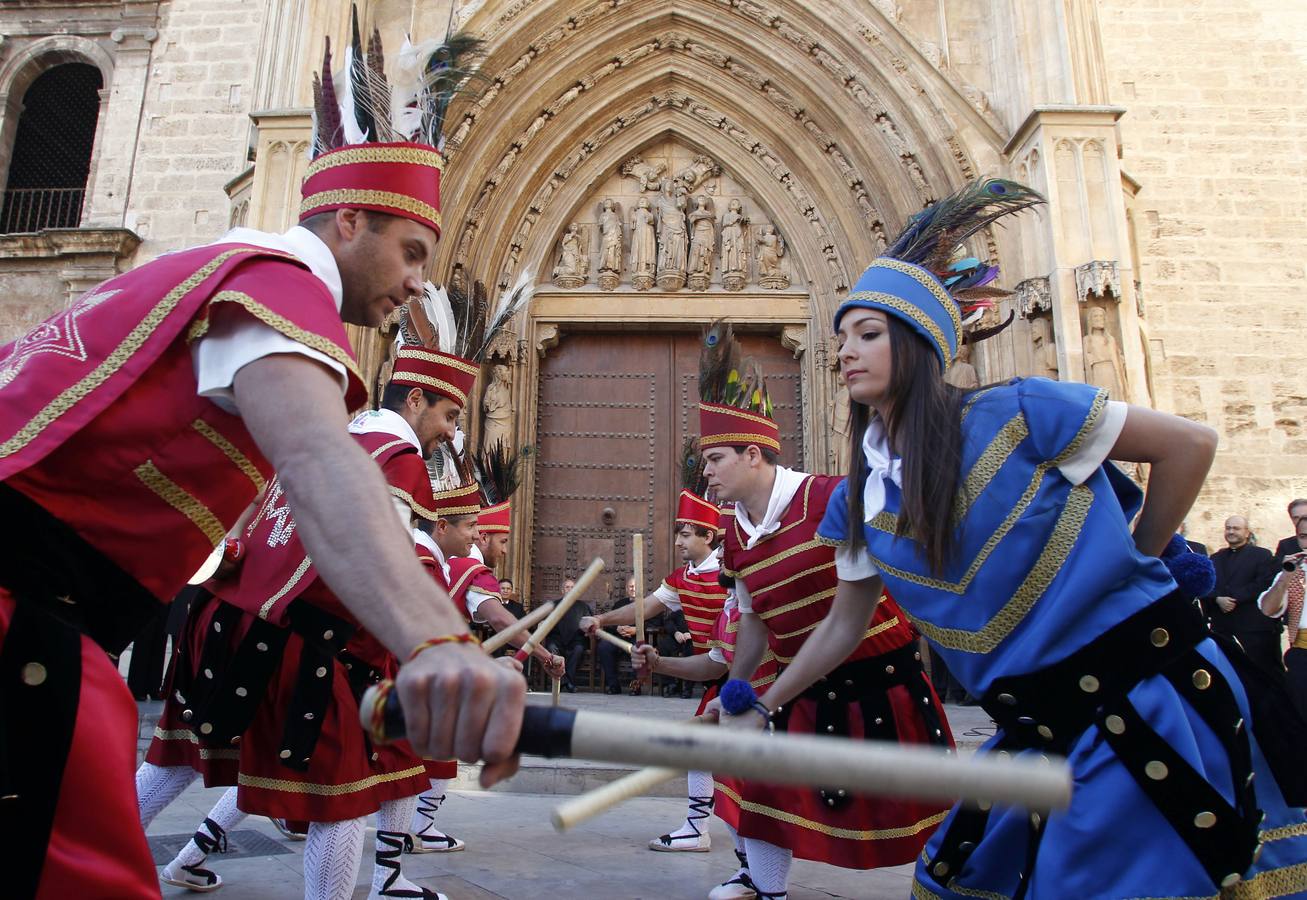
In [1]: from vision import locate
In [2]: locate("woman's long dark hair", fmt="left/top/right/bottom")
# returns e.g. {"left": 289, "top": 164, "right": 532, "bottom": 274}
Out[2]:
{"left": 845, "top": 317, "right": 965, "bottom": 576}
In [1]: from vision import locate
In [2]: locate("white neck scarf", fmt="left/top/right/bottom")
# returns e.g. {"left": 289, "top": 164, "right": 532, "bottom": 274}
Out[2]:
{"left": 733, "top": 466, "right": 808, "bottom": 550}
{"left": 348, "top": 408, "right": 422, "bottom": 453}
{"left": 860, "top": 414, "right": 902, "bottom": 523}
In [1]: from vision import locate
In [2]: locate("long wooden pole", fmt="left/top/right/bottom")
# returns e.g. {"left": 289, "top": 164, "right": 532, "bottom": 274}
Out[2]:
{"left": 592, "top": 628, "right": 634, "bottom": 654}
{"left": 552, "top": 766, "right": 680, "bottom": 831}
{"left": 481, "top": 601, "right": 555, "bottom": 654}
{"left": 632, "top": 531, "right": 645, "bottom": 647}
{"left": 514, "top": 558, "right": 605, "bottom": 662}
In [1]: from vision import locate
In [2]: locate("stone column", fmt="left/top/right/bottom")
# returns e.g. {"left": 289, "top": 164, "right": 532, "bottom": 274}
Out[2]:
{"left": 83, "top": 26, "right": 158, "bottom": 227}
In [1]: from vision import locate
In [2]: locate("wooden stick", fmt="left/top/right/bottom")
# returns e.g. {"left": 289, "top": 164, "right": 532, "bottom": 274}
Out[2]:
{"left": 514, "top": 558, "right": 606, "bottom": 662}
{"left": 552, "top": 766, "right": 680, "bottom": 831}
{"left": 632, "top": 533, "right": 645, "bottom": 649}
{"left": 551, "top": 676, "right": 561, "bottom": 706}
{"left": 361, "top": 698, "right": 1072, "bottom": 812}
{"left": 592, "top": 628, "right": 635, "bottom": 654}
{"left": 481, "top": 601, "right": 555, "bottom": 654}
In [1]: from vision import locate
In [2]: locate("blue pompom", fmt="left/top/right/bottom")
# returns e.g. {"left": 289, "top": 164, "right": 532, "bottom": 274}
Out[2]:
{"left": 719, "top": 678, "right": 758, "bottom": 716}
{"left": 1165, "top": 552, "right": 1216, "bottom": 598}
{"left": 1160, "top": 532, "right": 1189, "bottom": 559}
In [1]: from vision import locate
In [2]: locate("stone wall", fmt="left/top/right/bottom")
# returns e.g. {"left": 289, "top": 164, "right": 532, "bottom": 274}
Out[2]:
{"left": 1098, "top": 0, "right": 1307, "bottom": 549}
{"left": 121, "top": 0, "right": 263, "bottom": 262}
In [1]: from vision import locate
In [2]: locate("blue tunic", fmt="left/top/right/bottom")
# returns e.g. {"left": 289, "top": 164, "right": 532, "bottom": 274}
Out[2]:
{"left": 817, "top": 378, "right": 1307, "bottom": 899}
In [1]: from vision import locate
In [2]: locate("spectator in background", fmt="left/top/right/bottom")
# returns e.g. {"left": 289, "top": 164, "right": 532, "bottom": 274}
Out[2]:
{"left": 596, "top": 576, "right": 642, "bottom": 695}
{"left": 1202, "top": 515, "right": 1280, "bottom": 672}
{"left": 544, "top": 576, "right": 591, "bottom": 692}
{"left": 1274, "top": 499, "right": 1307, "bottom": 568}
{"left": 656, "top": 605, "right": 695, "bottom": 698}
{"left": 498, "top": 578, "right": 525, "bottom": 619}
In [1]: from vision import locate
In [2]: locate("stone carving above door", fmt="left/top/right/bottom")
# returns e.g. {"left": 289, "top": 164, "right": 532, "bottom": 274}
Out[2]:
{"left": 546, "top": 139, "right": 803, "bottom": 293}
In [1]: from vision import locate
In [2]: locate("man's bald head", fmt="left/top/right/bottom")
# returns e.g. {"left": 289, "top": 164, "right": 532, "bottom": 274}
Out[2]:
{"left": 1224, "top": 516, "right": 1251, "bottom": 549}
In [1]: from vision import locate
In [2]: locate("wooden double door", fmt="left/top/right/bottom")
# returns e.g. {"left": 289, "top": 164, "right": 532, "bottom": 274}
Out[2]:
{"left": 530, "top": 331, "right": 803, "bottom": 607}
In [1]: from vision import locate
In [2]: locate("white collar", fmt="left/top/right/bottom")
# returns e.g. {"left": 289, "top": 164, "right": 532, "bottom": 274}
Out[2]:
{"left": 686, "top": 550, "right": 721, "bottom": 576}
{"left": 860, "top": 414, "right": 902, "bottom": 523}
{"left": 468, "top": 543, "right": 485, "bottom": 564}
{"left": 733, "top": 466, "right": 808, "bottom": 550}
{"left": 216, "top": 226, "right": 343, "bottom": 311}
{"left": 414, "top": 529, "right": 450, "bottom": 580}
{"left": 348, "top": 408, "right": 422, "bottom": 453}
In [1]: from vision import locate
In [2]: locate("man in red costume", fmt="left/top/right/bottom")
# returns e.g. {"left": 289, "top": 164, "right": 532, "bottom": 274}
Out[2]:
{"left": 580, "top": 488, "right": 729, "bottom": 852}
{"left": 0, "top": 56, "right": 521, "bottom": 900}
{"left": 694, "top": 329, "right": 953, "bottom": 900}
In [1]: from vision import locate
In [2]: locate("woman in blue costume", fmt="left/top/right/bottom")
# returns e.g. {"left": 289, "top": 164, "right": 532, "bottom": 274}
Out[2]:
{"left": 742, "top": 179, "right": 1307, "bottom": 899}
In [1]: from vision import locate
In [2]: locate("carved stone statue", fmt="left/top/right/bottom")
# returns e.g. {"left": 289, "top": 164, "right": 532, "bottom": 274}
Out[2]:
{"left": 655, "top": 177, "right": 688, "bottom": 290}
{"left": 552, "top": 222, "right": 588, "bottom": 289}
{"left": 482, "top": 364, "right": 514, "bottom": 453}
{"left": 756, "top": 224, "right": 788, "bottom": 289}
{"left": 720, "top": 198, "right": 749, "bottom": 291}
{"left": 1083, "top": 306, "right": 1128, "bottom": 400}
{"left": 598, "top": 198, "right": 622, "bottom": 291}
{"left": 630, "top": 197, "right": 656, "bottom": 291}
{"left": 686, "top": 195, "right": 716, "bottom": 291}
{"left": 830, "top": 369, "right": 852, "bottom": 473}
{"left": 621, "top": 154, "right": 666, "bottom": 192}
{"left": 944, "top": 342, "right": 980, "bottom": 389}
{"left": 1030, "top": 316, "right": 1059, "bottom": 380}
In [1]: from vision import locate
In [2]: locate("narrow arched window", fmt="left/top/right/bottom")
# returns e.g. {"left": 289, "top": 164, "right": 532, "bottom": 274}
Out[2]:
{"left": 1, "top": 63, "right": 103, "bottom": 233}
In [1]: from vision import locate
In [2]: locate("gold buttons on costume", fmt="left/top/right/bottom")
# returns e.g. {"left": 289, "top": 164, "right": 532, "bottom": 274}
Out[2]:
{"left": 1150, "top": 628, "right": 1169, "bottom": 648}
{"left": 235, "top": 687, "right": 248, "bottom": 697}
{"left": 1079, "top": 675, "right": 1100, "bottom": 694}
{"left": 1030, "top": 813, "right": 1042, "bottom": 828}
{"left": 1145, "top": 761, "right": 1169, "bottom": 781}
{"left": 874, "top": 717, "right": 883, "bottom": 725}
{"left": 933, "top": 862, "right": 950, "bottom": 878}
{"left": 997, "top": 693, "right": 1016, "bottom": 706}
{"left": 884, "top": 664, "right": 895, "bottom": 675}
{"left": 371, "top": 752, "right": 379, "bottom": 762}
{"left": 204, "top": 668, "right": 214, "bottom": 679}
{"left": 1193, "top": 669, "right": 1212, "bottom": 690}
{"left": 825, "top": 725, "right": 835, "bottom": 733}
{"left": 1105, "top": 715, "right": 1125, "bottom": 734}
{"left": 322, "top": 629, "right": 334, "bottom": 641}
{"left": 1037, "top": 725, "right": 1054, "bottom": 741}
{"left": 280, "top": 749, "right": 292, "bottom": 759}
{"left": 304, "top": 712, "right": 315, "bottom": 721}
{"left": 827, "top": 691, "right": 837, "bottom": 700}
{"left": 20, "top": 662, "right": 47, "bottom": 686}
{"left": 1222, "top": 873, "right": 1242, "bottom": 888}
{"left": 316, "top": 667, "right": 328, "bottom": 678}
{"left": 844, "top": 679, "right": 854, "bottom": 687}
{"left": 1194, "top": 811, "right": 1217, "bottom": 829}
{"left": 199, "top": 723, "right": 213, "bottom": 735}
{"left": 213, "top": 621, "right": 222, "bottom": 633}
{"left": 256, "top": 642, "right": 269, "bottom": 652}
{"left": 182, "top": 709, "right": 194, "bottom": 721}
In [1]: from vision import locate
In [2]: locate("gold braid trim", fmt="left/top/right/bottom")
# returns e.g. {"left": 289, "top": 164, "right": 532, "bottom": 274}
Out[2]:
{"left": 733, "top": 541, "right": 830, "bottom": 580}
{"left": 714, "top": 781, "right": 947, "bottom": 839}
{"left": 192, "top": 419, "right": 265, "bottom": 491}
{"left": 369, "top": 438, "right": 410, "bottom": 460}
{"left": 844, "top": 290, "right": 953, "bottom": 365}
{"left": 953, "top": 415, "right": 1028, "bottom": 523}
{"left": 207, "top": 291, "right": 363, "bottom": 386}
{"left": 757, "top": 586, "right": 836, "bottom": 621}
{"left": 771, "top": 617, "right": 902, "bottom": 662}
{"left": 259, "top": 555, "right": 313, "bottom": 620}
{"left": 867, "top": 258, "right": 964, "bottom": 336}
{"left": 391, "top": 486, "right": 441, "bottom": 521}
{"left": 700, "top": 431, "right": 781, "bottom": 453}
{"left": 135, "top": 461, "right": 226, "bottom": 546}
{"left": 396, "top": 347, "right": 479, "bottom": 375}
{"left": 0, "top": 248, "right": 259, "bottom": 461}
{"left": 815, "top": 533, "right": 846, "bottom": 548}
{"left": 238, "top": 764, "right": 428, "bottom": 797}
{"left": 299, "top": 189, "right": 441, "bottom": 229}
{"left": 1262, "top": 823, "right": 1307, "bottom": 843}
{"left": 306, "top": 145, "right": 444, "bottom": 174}
{"left": 152, "top": 727, "right": 241, "bottom": 760}
{"left": 389, "top": 371, "right": 468, "bottom": 407}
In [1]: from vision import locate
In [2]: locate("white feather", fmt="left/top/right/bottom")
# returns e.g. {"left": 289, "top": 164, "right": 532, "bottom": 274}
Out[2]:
{"left": 421, "top": 281, "right": 457, "bottom": 353}
{"left": 338, "top": 45, "right": 369, "bottom": 145}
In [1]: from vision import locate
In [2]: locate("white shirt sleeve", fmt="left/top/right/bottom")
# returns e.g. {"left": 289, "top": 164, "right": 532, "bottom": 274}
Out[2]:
{"left": 708, "top": 646, "right": 727, "bottom": 665}
{"left": 654, "top": 581, "right": 681, "bottom": 610}
{"left": 834, "top": 543, "right": 880, "bottom": 581}
{"left": 192, "top": 315, "right": 349, "bottom": 414}
{"left": 1056, "top": 400, "right": 1128, "bottom": 486}
{"left": 465, "top": 589, "right": 494, "bottom": 623}
{"left": 1258, "top": 571, "right": 1296, "bottom": 619}
{"left": 735, "top": 579, "right": 753, "bottom": 614}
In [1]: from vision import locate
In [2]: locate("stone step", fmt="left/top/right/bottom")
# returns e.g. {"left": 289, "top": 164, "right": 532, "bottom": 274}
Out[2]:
{"left": 136, "top": 693, "right": 995, "bottom": 797}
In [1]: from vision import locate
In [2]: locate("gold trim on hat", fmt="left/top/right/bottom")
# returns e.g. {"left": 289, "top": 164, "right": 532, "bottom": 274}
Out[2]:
{"left": 299, "top": 189, "right": 441, "bottom": 229}
{"left": 843, "top": 290, "right": 953, "bottom": 366}
{"left": 866, "top": 258, "right": 963, "bottom": 338}
{"left": 305, "top": 145, "right": 444, "bottom": 176}
{"left": 699, "top": 431, "right": 782, "bottom": 453}
{"left": 389, "top": 372, "right": 468, "bottom": 408}
{"left": 699, "top": 402, "right": 778, "bottom": 430}
{"left": 396, "top": 347, "right": 479, "bottom": 377}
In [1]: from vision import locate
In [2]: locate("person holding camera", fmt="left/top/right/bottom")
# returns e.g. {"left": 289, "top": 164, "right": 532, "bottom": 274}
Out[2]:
{"left": 1260, "top": 519, "right": 1307, "bottom": 716}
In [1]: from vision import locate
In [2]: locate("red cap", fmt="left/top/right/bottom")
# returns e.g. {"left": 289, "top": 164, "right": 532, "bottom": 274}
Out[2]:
{"left": 391, "top": 347, "right": 479, "bottom": 410}
{"left": 698, "top": 402, "right": 781, "bottom": 454}
{"left": 299, "top": 142, "right": 443, "bottom": 236}
{"left": 676, "top": 490, "right": 720, "bottom": 533}
{"left": 433, "top": 482, "right": 481, "bottom": 519}
{"left": 478, "top": 500, "right": 511, "bottom": 534}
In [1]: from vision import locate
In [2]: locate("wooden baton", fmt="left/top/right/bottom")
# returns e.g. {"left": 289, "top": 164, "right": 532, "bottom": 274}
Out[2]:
{"left": 592, "top": 628, "right": 635, "bottom": 654}
{"left": 632, "top": 533, "right": 645, "bottom": 648}
{"left": 514, "top": 558, "right": 605, "bottom": 663}
{"left": 552, "top": 766, "right": 680, "bottom": 831}
{"left": 481, "top": 601, "right": 555, "bottom": 655}
{"left": 358, "top": 693, "right": 1072, "bottom": 812}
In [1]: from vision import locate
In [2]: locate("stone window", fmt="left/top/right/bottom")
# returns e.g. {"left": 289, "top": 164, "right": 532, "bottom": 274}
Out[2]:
{"left": 0, "top": 63, "right": 103, "bottom": 233}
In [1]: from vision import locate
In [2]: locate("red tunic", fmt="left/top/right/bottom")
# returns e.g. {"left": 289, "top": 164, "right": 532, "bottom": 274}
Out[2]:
{"left": 447, "top": 556, "right": 501, "bottom": 622}
{"left": 419, "top": 547, "right": 460, "bottom": 780}
{"left": 0, "top": 243, "right": 365, "bottom": 895}
{"left": 659, "top": 563, "right": 728, "bottom": 653}
{"left": 714, "top": 473, "right": 953, "bottom": 869}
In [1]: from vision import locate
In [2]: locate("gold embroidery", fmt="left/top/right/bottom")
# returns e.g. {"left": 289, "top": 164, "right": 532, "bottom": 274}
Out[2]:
{"left": 185, "top": 316, "right": 210, "bottom": 343}
{"left": 758, "top": 587, "right": 836, "bottom": 621}
{"left": 734, "top": 541, "right": 831, "bottom": 580}
{"left": 192, "top": 419, "right": 265, "bottom": 491}
{"left": 700, "top": 431, "right": 781, "bottom": 452}
{"left": 390, "top": 372, "right": 469, "bottom": 406}
{"left": 152, "top": 728, "right": 241, "bottom": 760}
{"left": 902, "top": 486, "right": 1093, "bottom": 653}
{"left": 953, "top": 415, "right": 1028, "bottom": 523}
{"left": 1262, "top": 823, "right": 1307, "bottom": 843}
{"left": 306, "top": 145, "right": 443, "bottom": 174}
{"left": 752, "top": 561, "right": 831, "bottom": 603}
{"left": 915, "top": 852, "right": 1013, "bottom": 900}
{"left": 396, "top": 347, "right": 479, "bottom": 375}
{"left": 208, "top": 291, "right": 363, "bottom": 386}
{"left": 815, "top": 533, "right": 845, "bottom": 548}
{"left": 844, "top": 290, "right": 952, "bottom": 363}
{"left": 771, "top": 617, "right": 901, "bottom": 662}
{"left": 912, "top": 880, "right": 945, "bottom": 900}
{"left": 259, "top": 555, "right": 314, "bottom": 619}
{"left": 1222, "top": 860, "right": 1307, "bottom": 900}
{"left": 135, "top": 460, "right": 226, "bottom": 546}
{"left": 299, "top": 189, "right": 442, "bottom": 228}
{"left": 714, "top": 781, "right": 947, "bottom": 839}
{"left": 699, "top": 402, "right": 779, "bottom": 429}
{"left": 369, "top": 439, "right": 409, "bottom": 460}
{"left": 865, "top": 259, "right": 963, "bottom": 336}
{"left": 392, "top": 487, "right": 441, "bottom": 521}
{"left": 0, "top": 248, "right": 260, "bottom": 461}
{"left": 239, "top": 764, "right": 428, "bottom": 796}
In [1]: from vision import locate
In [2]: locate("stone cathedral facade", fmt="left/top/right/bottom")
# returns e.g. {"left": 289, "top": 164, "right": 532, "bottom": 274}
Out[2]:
{"left": 0, "top": 0, "right": 1303, "bottom": 591}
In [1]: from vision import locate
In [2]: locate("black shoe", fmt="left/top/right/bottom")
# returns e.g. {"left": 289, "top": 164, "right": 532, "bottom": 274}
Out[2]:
{"left": 605, "top": 684, "right": 620, "bottom": 695}
{"left": 561, "top": 681, "right": 577, "bottom": 693}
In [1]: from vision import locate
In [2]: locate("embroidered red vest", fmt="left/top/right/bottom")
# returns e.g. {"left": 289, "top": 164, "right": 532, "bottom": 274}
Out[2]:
{"left": 661, "top": 563, "right": 728, "bottom": 653}
{"left": 220, "top": 432, "right": 426, "bottom": 624}
{"left": 722, "top": 474, "right": 915, "bottom": 664}
{"left": 418, "top": 542, "right": 449, "bottom": 592}
{"left": 446, "top": 557, "right": 500, "bottom": 622}
{"left": 0, "top": 243, "right": 366, "bottom": 602}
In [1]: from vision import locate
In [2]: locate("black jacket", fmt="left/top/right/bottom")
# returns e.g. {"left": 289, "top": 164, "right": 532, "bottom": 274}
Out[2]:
{"left": 1274, "top": 536, "right": 1304, "bottom": 568}
{"left": 1201, "top": 544, "right": 1278, "bottom": 634}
